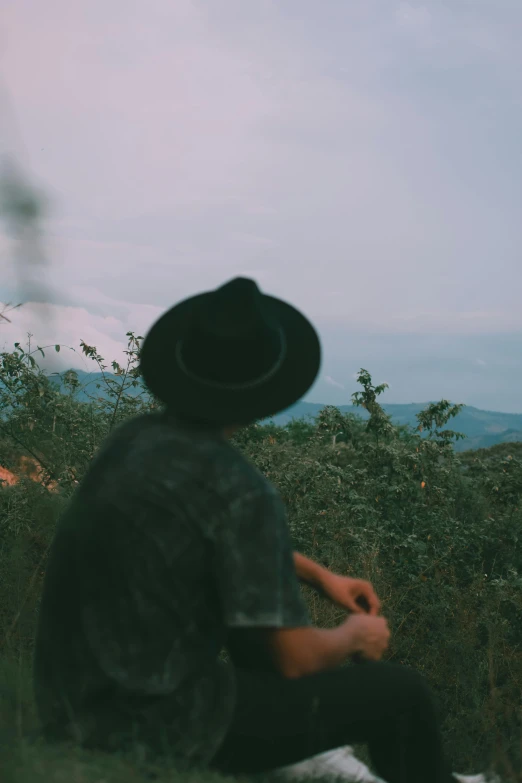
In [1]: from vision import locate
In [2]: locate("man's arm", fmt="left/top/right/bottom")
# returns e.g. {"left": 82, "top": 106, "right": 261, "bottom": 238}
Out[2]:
{"left": 293, "top": 551, "right": 329, "bottom": 592}
{"left": 293, "top": 551, "right": 381, "bottom": 615}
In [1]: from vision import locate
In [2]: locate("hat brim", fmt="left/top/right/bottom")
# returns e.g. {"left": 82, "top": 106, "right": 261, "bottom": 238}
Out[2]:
{"left": 139, "top": 291, "right": 321, "bottom": 425}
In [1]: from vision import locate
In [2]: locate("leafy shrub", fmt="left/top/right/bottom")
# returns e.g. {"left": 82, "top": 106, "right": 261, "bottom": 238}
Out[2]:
{"left": 0, "top": 338, "right": 520, "bottom": 778}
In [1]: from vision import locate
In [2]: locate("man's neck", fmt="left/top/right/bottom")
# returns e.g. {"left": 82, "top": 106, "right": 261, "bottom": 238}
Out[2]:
{"left": 163, "top": 410, "right": 238, "bottom": 440}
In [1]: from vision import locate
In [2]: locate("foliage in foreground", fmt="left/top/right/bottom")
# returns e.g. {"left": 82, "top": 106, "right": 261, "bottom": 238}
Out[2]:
{"left": 0, "top": 333, "right": 521, "bottom": 782}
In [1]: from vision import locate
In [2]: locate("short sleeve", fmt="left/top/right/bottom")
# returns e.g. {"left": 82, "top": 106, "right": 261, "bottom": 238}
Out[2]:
{"left": 212, "top": 486, "right": 312, "bottom": 629}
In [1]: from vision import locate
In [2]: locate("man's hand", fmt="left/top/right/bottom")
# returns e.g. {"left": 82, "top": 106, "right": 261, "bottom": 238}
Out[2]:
{"left": 293, "top": 552, "right": 382, "bottom": 616}
{"left": 320, "top": 573, "right": 381, "bottom": 616}
{"left": 343, "top": 613, "right": 390, "bottom": 660}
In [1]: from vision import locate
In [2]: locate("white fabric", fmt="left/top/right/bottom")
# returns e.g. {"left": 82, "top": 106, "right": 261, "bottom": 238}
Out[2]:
{"left": 275, "top": 745, "right": 501, "bottom": 783}
{"left": 275, "top": 745, "right": 388, "bottom": 782}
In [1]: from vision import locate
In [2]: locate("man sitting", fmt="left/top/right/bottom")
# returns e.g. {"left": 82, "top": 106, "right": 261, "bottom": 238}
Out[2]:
{"left": 33, "top": 277, "right": 496, "bottom": 783}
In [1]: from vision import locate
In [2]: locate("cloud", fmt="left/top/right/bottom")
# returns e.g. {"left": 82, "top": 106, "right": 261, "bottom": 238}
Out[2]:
{"left": 476, "top": 358, "right": 487, "bottom": 366}
{"left": 0, "top": 300, "right": 149, "bottom": 373}
{"left": 395, "top": 3, "right": 432, "bottom": 34}
{"left": 0, "top": 0, "right": 520, "bottom": 412}
{"left": 324, "top": 375, "right": 345, "bottom": 390}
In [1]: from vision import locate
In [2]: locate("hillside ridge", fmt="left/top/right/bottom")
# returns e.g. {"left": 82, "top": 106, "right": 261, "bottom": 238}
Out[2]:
{"left": 41, "top": 369, "right": 522, "bottom": 453}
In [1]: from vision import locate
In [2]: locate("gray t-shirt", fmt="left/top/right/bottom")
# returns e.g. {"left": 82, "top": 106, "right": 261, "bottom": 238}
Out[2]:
{"left": 33, "top": 411, "right": 311, "bottom": 767}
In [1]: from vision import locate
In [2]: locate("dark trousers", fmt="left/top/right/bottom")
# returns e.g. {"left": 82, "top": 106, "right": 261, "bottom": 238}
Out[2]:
{"left": 210, "top": 633, "right": 455, "bottom": 783}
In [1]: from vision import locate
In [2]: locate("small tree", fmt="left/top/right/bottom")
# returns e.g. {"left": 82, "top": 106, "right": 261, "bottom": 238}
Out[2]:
{"left": 351, "top": 368, "right": 395, "bottom": 442}
{"left": 416, "top": 400, "right": 466, "bottom": 450}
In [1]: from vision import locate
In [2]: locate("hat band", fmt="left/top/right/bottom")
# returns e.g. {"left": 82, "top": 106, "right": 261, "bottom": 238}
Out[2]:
{"left": 175, "top": 329, "right": 287, "bottom": 391}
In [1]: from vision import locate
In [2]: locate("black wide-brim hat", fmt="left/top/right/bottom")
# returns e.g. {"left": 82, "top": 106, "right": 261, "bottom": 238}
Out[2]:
{"left": 139, "top": 277, "right": 321, "bottom": 425}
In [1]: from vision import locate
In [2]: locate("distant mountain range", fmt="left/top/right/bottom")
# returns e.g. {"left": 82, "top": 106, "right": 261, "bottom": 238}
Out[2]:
{"left": 267, "top": 400, "right": 522, "bottom": 453}
{"left": 43, "top": 370, "right": 522, "bottom": 454}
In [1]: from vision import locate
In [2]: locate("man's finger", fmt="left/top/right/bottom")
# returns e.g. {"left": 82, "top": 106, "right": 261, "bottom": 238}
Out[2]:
{"left": 361, "top": 584, "right": 381, "bottom": 613}
{"left": 370, "top": 595, "right": 381, "bottom": 613}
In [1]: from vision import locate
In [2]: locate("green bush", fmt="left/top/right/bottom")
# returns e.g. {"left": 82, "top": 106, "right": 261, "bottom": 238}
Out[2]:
{"left": 0, "top": 337, "right": 520, "bottom": 781}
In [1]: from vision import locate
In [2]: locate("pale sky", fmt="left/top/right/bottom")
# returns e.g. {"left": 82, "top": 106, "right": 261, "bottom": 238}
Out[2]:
{"left": 1, "top": 0, "right": 521, "bottom": 412}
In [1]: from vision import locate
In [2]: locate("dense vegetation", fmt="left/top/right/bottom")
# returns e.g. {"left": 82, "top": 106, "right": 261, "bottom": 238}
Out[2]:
{"left": 0, "top": 333, "right": 520, "bottom": 783}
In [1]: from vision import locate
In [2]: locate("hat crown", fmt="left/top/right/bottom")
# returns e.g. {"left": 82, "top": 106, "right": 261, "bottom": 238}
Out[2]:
{"left": 180, "top": 277, "right": 282, "bottom": 387}
{"left": 198, "top": 277, "right": 275, "bottom": 338}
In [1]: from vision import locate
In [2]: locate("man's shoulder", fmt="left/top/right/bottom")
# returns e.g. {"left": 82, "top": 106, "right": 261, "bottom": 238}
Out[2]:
{"left": 91, "top": 411, "right": 277, "bottom": 506}
{"left": 214, "top": 439, "right": 276, "bottom": 503}
{"left": 99, "top": 411, "right": 269, "bottom": 491}
{"left": 97, "top": 411, "right": 165, "bottom": 450}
